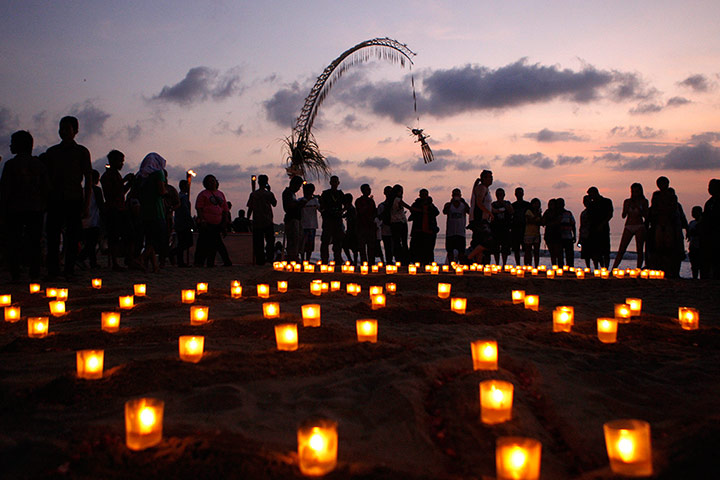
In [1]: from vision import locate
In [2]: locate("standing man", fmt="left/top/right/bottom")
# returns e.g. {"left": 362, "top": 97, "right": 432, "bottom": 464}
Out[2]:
{"left": 587, "top": 186, "right": 613, "bottom": 269}
{"left": 246, "top": 174, "right": 277, "bottom": 265}
{"left": 443, "top": 188, "right": 470, "bottom": 264}
{"left": 40, "top": 116, "right": 92, "bottom": 281}
{"left": 355, "top": 184, "right": 377, "bottom": 264}
{"left": 319, "top": 175, "right": 345, "bottom": 264}
{"left": 100, "top": 150, "right": 135, "bottom": 271}
{"left": 511, "top": 187, "right": 531, "bottom": 265}
{"left": 467, "top": 169, "right": 495, "bottom": 263}
{"left": 282, "top": 176, "right": 305, "bottom": 262}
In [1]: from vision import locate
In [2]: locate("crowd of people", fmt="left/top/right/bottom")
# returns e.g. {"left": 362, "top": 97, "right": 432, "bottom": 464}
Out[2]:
{"left": 1, "top": 118, "right": 719, "bottom": 282}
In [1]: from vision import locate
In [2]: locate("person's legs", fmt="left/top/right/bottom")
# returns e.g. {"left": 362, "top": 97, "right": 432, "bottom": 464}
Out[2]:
{"left": 63, "top": 200, "right": 83, "bottom": 277}
{"left": 320, "top": 224, "right": 332, "bottom": 264}
{"left": 45, "top": 206, "right": 63, "bottom": 278}
{"left": 612, "top": 228, "right": 634, "bottom": 270}
{"left": 263, "top": 226, "right": 274, "bottom": 264}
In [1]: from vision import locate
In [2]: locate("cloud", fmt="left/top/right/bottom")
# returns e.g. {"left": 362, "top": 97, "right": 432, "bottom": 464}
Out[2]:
{"left": 678, "top": 74, "right": 711, "bottom": 92}
{"left": 359, "top": 156, "right": 391, "bottom": 169}
{"left": 326, "top": 167, "right": 374, "bottom": 191}
{"left": 504, "top": 152, "right": 554, "bottom": 169}
{"left": 263, "top": 81, "right": 306, "bottom": 127}
{"left": 556, "top": 155, "right": 585, "bottom": 165}
{"left": 164, "top": 161, "right": 275, "bottom": 185}
{"left": 340, "top": 114, "right": 369, "bottom": 131}
{"left": 212, "top": 120, "right": 244, "bottom": 136}
{"left": 596, "top": 142, "right": 720, "bottom": 170}
{"left": 630, "top": 96, "right": 691, "bottom": 115}
{"left": 609, "top": 126, "right": 664, "bottom": 139}
{"left": 433, "top": 148, "right": 456, "bottom": 157}
{"left": 667, "top": 96, "right": 691, "bottom": 106}
{"left": 378, "top": 136, "right": 397, "bottom": 144}
{"left": 603, "top": 142, "right": 677, "bottom": 154}
{"left": 523, "top": 128, "right": 586, "bottom": 142}
{"left": 125, "top": 123, "right": 142, "bottom": 142}
{"left": 552, "top": 181, "right": 571, "bottom": 189}
{"left": 151, "top": 66, "right": 243, "bottom": 106}
{"left": 0, "top": 106, "right": 20, "bottom": 141}
{"left": 70, "top": 100, "right": 111, "bottom": 138}
{"left": 689, "top": 132, "right": 720, "bottom": 144}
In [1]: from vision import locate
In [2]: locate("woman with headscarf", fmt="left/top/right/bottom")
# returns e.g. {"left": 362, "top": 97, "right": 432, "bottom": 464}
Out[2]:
{"left": 135, "top": 153, "right": 167, "bottom": 272}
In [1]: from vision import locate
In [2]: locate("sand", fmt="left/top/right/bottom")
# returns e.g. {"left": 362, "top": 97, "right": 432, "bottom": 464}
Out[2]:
{"left": 1, "top": 265, "right": 719, "bottom": 479}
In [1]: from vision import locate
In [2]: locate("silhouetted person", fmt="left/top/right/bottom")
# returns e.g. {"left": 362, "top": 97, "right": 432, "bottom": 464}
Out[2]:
{"left": 160, "top": 169, "right": 180, "bottom": 267}
{"left": 511, "top": 187, "right": 531, "bottom": 265}
{"left": 443, "top": 188, "right": 470, "bottom": 264}
{"left": 173, "top": 179, "right": 194, "bottom": 267}
{"left": 355, "top": 184, "right": 377, "bottom": 264}
{"left": 342, "top": 193, "right": 358, "bottom": 264}
{"left": 579, "top": 195, "right": 596, "bottom": 268}
{"left": 542, "top": 199, "right": 562, "bottom": 266}
{"left": 701, "top": 179, "right": 720, "bottom": 278}
{"left": 195, "top": 174, "right": 231, "bottom": 267}
{"left": 40, "top": 116, "right": 92, "bottom": 280}
{"left": 282, "top": 176, "right": 305, "bottom": 262}
{"left": 77, "top": 169, "right": 104, "bottom": 268}
{"left": 612, "top": 183, "right": 649, "bottom": 270}
{"left": 388, "top": 184, "right": 411, "bottom": 265}
{"left": 586, "top": 186, "right": 613, "bottom": 268}
{"left": 0, "top": 130, "right": 49, "bottom": 282}
{"left": 100, "top": 150, "right": 135, "bottom": 271}
{"left": 491, "top": 188, "right": 514, "bottom": 265}
{"left": 319, "top": 175, "right": 345, "bottom": 264}
{"left": 687, "top": 206, "right": 702, "bottom": 279}
{"left": 300, "top": 183, "right": 319, "bottom": 261}
{"left": 647, "top": 176, "right": 685, "bottom": 277}
{"left": 246, "top": 174, "right": 276, "bottom": 265}
{"left": 409, "top": 188, "right": 439, "bottom": 265}
{"left": 467, "top": 171, "right": 495, "bottom": 263}
{"left": 136, "top": 153, "right": 167, "bottom": 272}
{"left": 556, "top": 198, "right": 576, "bottom": 268}
{"left": 524, "top": 198, "right": 542, "bottom": 267}
{"left": 376, "top": 185, "right": 394, "bottom": 263}
{"left": 232, "top": 209, "right": 251, "bottom": 233}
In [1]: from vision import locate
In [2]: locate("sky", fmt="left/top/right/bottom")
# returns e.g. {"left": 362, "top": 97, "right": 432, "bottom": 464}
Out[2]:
{"left": 1, "top": 0, "right": 719, "bottom": 235}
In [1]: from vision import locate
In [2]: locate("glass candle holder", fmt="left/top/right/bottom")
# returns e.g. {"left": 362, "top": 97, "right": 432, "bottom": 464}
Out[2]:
{"left": 310, "top": 281, "right": 323, "bottom": 296}
{"left": 55, "top": 288, "right": 68, "bottom": 301}
{"left": 29, "top": 283, "right": 42, "bottom": 294}
{"left": 181, "top": 289, "right": 196, "bottom": 304}
{"left": 301, "top": 304, "right": 321, "bottom": 327}
{"left": 4, "top": 305, "right": 21, "bottom": 323}
{"left": 330, "top": 281, "right": 341, "bottom": 292}
{"left": 552, "top": 307, "right": 574, "bottom": 332}
{"left": 597, "top": 318, "right": 618, "bottom": 343}
{"left": 480, "top": 380, "right": 514, "bottom": 424}
{"left": 496, "top": 437, "right": 542, "bottom": 480}
{"left": 385, "top": 283, "right": 396, "bottom": 295}
{"left": 524, "top": 295, "right": 539, "bottom": 311}
{"left": 277, "top": 280, "right": 288, "bottom": 293}
{"left": 102, "top": 311, "right": 121, "bottom": 332}
{"left": 356, "top": 319, "right": 378, "bottom": 343}
{"left": 275, "top": 323, "right": 298, "bottom": 351}
{"left": 133, "top": 284, "right": 146, "bottom": 297}
{"left": 231, "top": 285, "right": 243, "bottom": 298}
{"left": 297, "top": 418, "right": 338, "bottom": 476}
{"left": 614, "top": 303, "right": 632, "bottom": 323}
{"left": 678, "top": 307, "right": 699, "bottom": 330}
{"left": 512, "top": 290, "right": 526, "bottom": 304}
{"left": 91, "top": 278, "right": 102, "bottom": 289}
{"left": 437, "top": 283, "right": 451, "bottom": 299}
{"left": 263, "top": 302, "right": 280, "bottom": 319}
{"left": 125, "top": 398, "right": 164, "bottom": 451}
{"left": 408, "top": 265, "right": 417, "bottom": 275}
{"left": 369, "top": 286, "right": 383, "bottom": 297}
{"left": 196, "top": 282, "right": 208, "bottom": 295}
{"left": 451, "top": 297, "right": 467, "bottom": 314}
{"left": 370, "top": 294, "right": 386, "bottom": 310}
{"left": 626, "top": 298, "right": 642, "bottom": 316}
{"left": 119, "top": 295, "right": 134, "bottom": 310}
{"left": 45, "top": 288, "right": 58, "bottom": 298}
{"left": 178, "top": 335, "right": 205, "bottom": 363}
{"left": 190, "top": 305, "right": 209, "bottom": 325}
{"left": 76, "top": 349, "right": 104, "bottom": 379}
{"left": 471, "top": 340, "right": 498, "bottom": 370}
{"left": 49, "top": 300, "right": 66, "bottom": 317}
{"left": 28, "top": 316, "right": 49, "bottom": 338}
{"left": 603, "top": 419, "right": 652, "bottom": 477}
{"left": 257, "top": 284, "right": 270, "bottom": 298}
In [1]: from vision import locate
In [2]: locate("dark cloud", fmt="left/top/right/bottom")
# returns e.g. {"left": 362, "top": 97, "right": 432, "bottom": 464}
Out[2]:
{"left": 249, "top": 148, "right": 263, "bottom": 155}
{"left": 504, "top": 152, "right": 554, "bottom": 169}
{"left": 689, "top": 132, "right": 720, "bottom": 144}
{"left": 556, "top": 155, "right": 585, "bottom": 165}
{"left": 455, "top": 160, "right": 477, "bottom": 171}
{"left": 523, "top": 128, "right": 586, "bottom": 142}
{"left": 433, "top": 148, "right": 456, "bottom": 157}
{"left": 378, "top": 136, "right": 397, "bottom": 144}
{"left": 630, "top": 96, "right": 691, "bottom": 115}
{"left": 667, "top": 96, "right": 691, "bottom": 106}
{"left": 603, "top": 142, "right": 677, "bottom": 155}
{"left": 212, "top": 120, "right": 244, "bottom": 136}
{"left": 552, "top": 181, "right": 571, "bottom": 189}
{"left": 125, "top": 123, "right": 142, "bottom": 142}
{"left": 596, "top": 142, "right": 720, "bottom": 170}
{"left": 678, "top": 74, "right": 711, "bottom": 92}
{"left": 151, "top": 66, "right": 243, "bottom": 106}
{"left": 609, "top": 126, "right": 664, "bottom": 139}
{"left": 70, "top": 100, "right": 111, "bottom": 138}
{"left": 340, "top": 114, "right": 369, "bottom": 131}
{"left": 263, "top": 82, "right": 306, "bottom": 127}
{"left": 359, "top": 156, "right": 391, "bottom": 169}
{"left": 0, "top": 106, "right": 20, "bottom": 141}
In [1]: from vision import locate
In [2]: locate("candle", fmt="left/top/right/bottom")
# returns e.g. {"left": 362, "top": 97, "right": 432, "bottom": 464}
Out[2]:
{"left": 360, "top": 265, "right": 369, "bottom": 275}
{"left": 231, "top": 280, "right": 241, "bottom": 288}
{"left": 575, "top": 269, "right": 585, "bottom": 279}
{"left": 28, "top": 316, "right": 49, "bottom": 338}
{"left": 524, "top": 295, "right": 539, "bottom": 311}
{"left": 321, "top": 282, "right": 329, "bottom": 294}
{"left": 385, "top": 265, "right": 397, "bottom": 274}
{"left": 195, "top": 282, "right": 208, "bottom": 295}
{"left": 133, "top": 284, "right": 146, "bottom": 297}
{"left": 297, "top": 418, "right": 338, "bottom": 476}
{"left": 479, "top": 380, "right": 514, "bottom": 424}
{"left": 263, "top": 302, "right": 280, "bottom": 319}
{"left": 455, "top": 267, "right": 464, "bottom": 275}
{"left": 0, "top": 294, "right": 12, "bottom": 307}
{"left": 385, "top": 283, "right": 396, "bottom": 295}
{"left": 4, "top": 305, "right": 21, "bottom": 323}
{"left": 230, "top": 285, "right": 243, "bottom": 298}
{"left": 552, "top": 307, "right": 574, "bottom": 332}
{"left": 277, "top": 280, "right": 288, "bottom": 293}
{"left": 626, "top": 298, "right": 642, "bottom": 316}
{"left": 430, "top": 265, "right": 440, "bottom": 275}
{"left": 119, "top": 295, "right": 134, "bottom": 310}
{"left": 310, "top": 281, "right": 322, "bottom": 296}
{"left": 601, "top": 269, "right": 610, "bottom": 279}
{"left": 45, "top": 287, "right": 58, "bottom": 298}
{"left": 614, "top": 303, "right": 632, "bottom": 323}
{"left": 369, "top": 285, "right": 383, "bottom": 297}
{"left": 437, "top": 283, "right": 451, "bottom": 299}
{"left": 471, "top": 340, "right": 498, "bottom": 370}
{"left": 178, "top": 335, "right": 205, "bottom": 363}
{"left": 496, "top": 437, "right": 542, "bottom": 480}
{"left": 101, "top": 311, "right": 121, "bottom": 332}
{"left": 451, "top": 297, "right": 467, "bottom": 314}
{"left": 76, "top": 349, "right": 104, "bottom": 379}
{"left": 190, "top": 305, "right": 209, "bottom": 325}
{"left": 678, "top": 307, "right": 699, "bottom": 330}
{"left": 603, "top": 419, "right": 653, "bottom": 477}
{"left": 320, "top": 264, "right": 329, "bottom": 273}
{"left": 181, "top": 289, "right": 196, "bottom": 304}
{"left": 294, "top": 263, "right": 302, "bottom": 272}
{"left": 49, "top": 300, "right": 66, "bottom": 317}
{"left": 330, "top": 281, "right": 341, "bottom": 292}
{"left": 91, "top": 278, "right": 102, "bottom": 289}
{"left": 372, "top": 265, "right": 379, "bottom": 273}
{"left": 597, "top": 318, "right": 618, "bottom": 343}
{"left": 256, "top": 284, "right": 270, "bottom": 299}
{"left": 356, "top": 319, "right": 378, "bottom": 343}
{"left": 408, "top": 265, "right": 417, "bottom": 275}
{"left": 29, "top": 283, "right": 42, "bottom": 294}
{"left": 54, "top": 288, "right": 68, "bottom": 301}
{"left": 275, "top": 323, "right": 298, "bottom": 351}
{"left": 511, "top": 290, "right": 525, "bottom": 304}
{"left": 304, "top": 264, "right": 315, "bottom": 273}
{"left": 301, "top": 304, "right": 321, "bottom": 327}
{"left": 546, "top": 269, "right": 555, "bottom": 278}
{"left": 346, "top": 284, "right": 360, "bottom": 296}
{"left": 370, "top": 293, "right": 386, "bottom": 310}
{"left": 125, "top": 398, "right": 164, "bottom": 451}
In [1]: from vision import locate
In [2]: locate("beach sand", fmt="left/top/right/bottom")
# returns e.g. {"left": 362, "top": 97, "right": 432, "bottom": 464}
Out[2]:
{"left": 1, "top": 265, "right": 719, "bottom": 479}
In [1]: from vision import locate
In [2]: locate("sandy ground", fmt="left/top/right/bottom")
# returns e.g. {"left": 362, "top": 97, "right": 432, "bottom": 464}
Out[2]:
{"left": 1, "top": 265, "right": 719, "bottom": 479}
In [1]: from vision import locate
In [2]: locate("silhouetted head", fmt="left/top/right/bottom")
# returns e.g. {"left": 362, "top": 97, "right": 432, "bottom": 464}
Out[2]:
{"left": 583, "top": 195, "right": 592, "bottom": 208}
{"left": 59, "top": 116, "right": 79, "bottom": 141}
{"left": 360, "top": 184, "right": 371, "bottom": 196}
{"left": 392, "top": 184, "right": 403, "bottom": 198}
{"left": 656, "top": 176, "right": 670, "bottom": 191}
{"left": 238, "top": 209, "right": 246, "bottom": 218}
{"left": 10, "top": 130, "right": 33, "bottom": 155}
{"left": 530, "top": 198, "right": 541, "bottom": 211}
{"left": 630, "top": 182, "right": 645, "bottom": 200}
{"left": 548, "top": 198, "right": 557, "bottom": 209}
{"left": 258, "top": 174, "right": 269, "bottom": 188}
{"left": 709, "top": 179, "right": 720, "bottom": 197}
{"left": 495, "top": 188, "right": 505, "bottom": 200}
{"left": 91, "top": 169, "right": 100, "bottom": 184}
{"left": 329, "top": 175, "right": 339, "bottom": 189}
{"left": 587, "top": 186, "right": 599, "bottom": 199}
{"left": 515, "top": 187, "right": 524, "bottom": 200}
{"left": 227, "top": 201, "right": 232, "bottom": 210}
{"left": 384, "top": 185, "right": 393, "bottom": 198}
{"left": 419, "top": 188, "right": 429, "bottom": 199}
{"left": 107, "top": 150, "right": 125, "bottom": 170}
{"left": 289, "top": 176, "right": 303, "bottom": 192}
{"left": 343, "top": 193, "right": 353, "bottom": 206}
{"left": 303, "top": 183, "right": 315, "bottom": 197}
{"left": 480, "top": 169, "right": 493, "bottom": 186}
{"left": 203, "top": 174, "right": 218, "bottom": 190}
{"left": 451, "top": 188, "right": 462, "bottom": 200}
{"left": 556, "top": 197, "right": 565, "bottom": 209}
{"left": 179, "top": 179, "right": 189, "bottom": 192}
{"left": 691, "top": 205, "right": 702, "bottom": 220}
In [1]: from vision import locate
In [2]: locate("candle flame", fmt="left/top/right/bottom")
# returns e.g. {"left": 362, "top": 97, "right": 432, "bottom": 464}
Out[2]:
{"left": 283, "top": 328, "right": 296, "bottom": 342}
{"left": 139, "top": 406, "right": 156, "bottom": 430}
{"left": 482, "top": 344, "right": 496, "bottom": 360}
{"left": 509, "top": 446, "right": 528, "bottom": 469}
{"left": 309, "top": 429, "right": 327, "bottom": 452}
{"left": 491, "top": 386, "right": 505, "bottom": 404}
{"left": 617, "top": 430, "right": 636, "bottom": 462}
{"left": 34, "top": 322, "right": 46, "bottom": 333}
{"left": 86, "top": 355, "right": 100, "bottom": 370}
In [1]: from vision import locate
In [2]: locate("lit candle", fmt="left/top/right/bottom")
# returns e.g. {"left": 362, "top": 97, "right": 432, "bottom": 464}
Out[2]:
{"left": 356, "top": 319, "right": 378, "bottom": 343}
{"left": 277, "top": 280, "right": 288, "bottom": 293}
{"left": 0, "top": 294, "right": 12, "bottom": 307}
{"left": 480, "top": 380, "right": 514, "bottom": 424}
{"left": 310, "top": 281, "right": 322, "bottom": 296}
{"left": 385, "top": 283, "right": 396, "bottom": 295}
{"left": 471, "top": 340, "right": 498, "bottom": 370}
{"left": 575, "top": 269, "right": 585, "bottom": 279}
{"left": 196, "top": 282, "right": 208, "bottom": 295}
{"left": 451, "top": 297, "right": 467, "bottom": 314}
{"left": 603, "top": 419, "right": 652, "bottom": 477}
{"left": 321, "top": 282, "right": 329, "bottom": 294}
{"left": 678, "top": 307, "right": 699, "bottom": 330}
{"left": 29, "top": 283, "right": 41, "bottom": 294}
{"left": 330, "top": 281, "right": 341, "bottom": 292}
{"left": 28, "top": 316, "right": 49, "bottom": 338}
{"left": 231, "top": 280, "right": 241, "bottom": 288}
{"left": 45, "top": 287, "right": 58, "bottom": 298}
{"left": 371, "top": 265, "right": 379, "bottom": 273}
{"left": 370, "top": 293, "right": 386, "bottom": 310}
{"left": 190, "top": 305, "right": 209, "bottom": 325}
{"left": 430, "top": 265, "right": 440, "bottom": 275}
{"left": 626, "top": 298, "right": 642, "bottom": 316}
{"left": 301, "top": 304, "right": 321, "bottom": 327}
{"left": 437, "top": 283, "right": 451, "bottom": 299}
{"left": 455, "top": 267, "right": 464, "bottom": 275}
{"left": 230, "top": 285, "right": 243, "bottom": 298}
{"left": 263, "top": 302, "right": 280, "bottom": 319}
{"left": 511, "top": 290, "right": 525, "bottom": 304}
{"left": 133, "top": 284, "right": 146, "bottom": 297}
{"left": 614, "top": 303, "right": 632, "bottom": 323}
{"left": 181, "top": 289, "right": 196, "bottom": 304}
{"left": 320, "top": 264, "right": 329, "bottom": 273}
{"left": 385, "top": 265, "right": 397, "bottom": 274}
{"left": 76, "top": 349, "right": 104, "bottom": 379}
{"left": 496, "top": 437, "right": 542, "bottom": 480}
{"left": 125, "top": 398, "right": 164, "bottom": 451}
{"left": 524, "top": 295, "right": 539, "bottom": 311}
{"left": 552, "top": 307, "right": 574, "bottom": 332}
{"left": 408, "top": 265, "right": 417, "bottom": 275}
{"left": 54, "top": 288, "right": 68, "bottom": 301}
{"left": 294, "top": 263, "right": 302, "bottom": 272}
{"left": 597, "top": 318, "right": 618, "bottom": 343}
{"left": 257, "top": 284, "right": 270, "bottom": 298}
{"left": 91, "top": 278, "right": 102, "bottom": 289}
{"left": 601, "top": 269, "right": 610, "bottom": 279}
{"left": 360, "top": 265, "right": 369, "bottom": 275}
{"left": 546, "top": 269, "right": 555, "bottom": 279}
{"left": 49, "top": 300, "right": 66, "bottom": 317}
{"left": 369, "top": 285, "right": 383, "bottom": 297}
{"left": 119, "top": 295, "right": 134, "bottom": 310}
{"left": 275, "top": 323, "right": 298, "bottom": 351}
{"left": 4, "top": 305, "right": 21, "bottom": 323}
{"left": 346, "top": 284, "right": 360, "bottom": 296}
{"left": 101, "top": 311, "right": 121, "bottom": 332}
{"left": 178, "top": 335, "right": 205, "bottom": 363}
{"left": 297, "top": 418, "right": 338, "bottom": 476}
